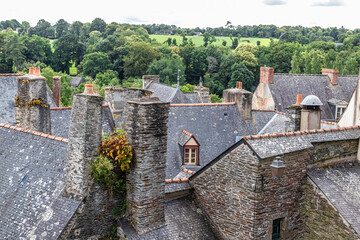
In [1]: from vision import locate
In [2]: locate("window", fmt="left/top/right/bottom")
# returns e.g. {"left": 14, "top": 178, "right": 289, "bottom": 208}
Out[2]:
{"left": 184, "top": 147, "right": 198, "bottom": 165}
{"left": 272, "top": 218, "right": 281, "bottom": 239}
{"left": 336, "top": 107, "right": 345, "bottom": 121}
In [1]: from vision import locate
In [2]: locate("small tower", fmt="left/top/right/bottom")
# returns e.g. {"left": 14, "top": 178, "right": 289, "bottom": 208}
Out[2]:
{"left": 300, "top": 95, "right": 322, "bottom": 131}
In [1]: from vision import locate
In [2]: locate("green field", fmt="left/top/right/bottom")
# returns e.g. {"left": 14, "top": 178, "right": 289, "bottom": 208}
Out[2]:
{"left": 150, "top": 34, "right": 275, "bottom": 47}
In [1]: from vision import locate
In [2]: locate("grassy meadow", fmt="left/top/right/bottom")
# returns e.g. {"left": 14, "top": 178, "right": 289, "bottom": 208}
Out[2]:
{"left": 150, "top": 34, "right": 275, "bottom": 47}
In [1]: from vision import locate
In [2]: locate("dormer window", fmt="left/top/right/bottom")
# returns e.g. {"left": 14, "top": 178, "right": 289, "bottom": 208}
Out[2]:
{"left": 178, "top": 130, "right": 200, "bottom": 165}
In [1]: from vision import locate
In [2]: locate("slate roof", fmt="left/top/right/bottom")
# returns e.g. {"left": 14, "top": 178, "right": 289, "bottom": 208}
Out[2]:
{"left": 166, "top": 105, "right": 275, "bottom": 179}
{"left": 0, "top": 125, "right": 80, "bottom": 239}
{"left": 70, "top": 77, "right": 83, "bottom": 87}
{"left": 50, "top": 106, "right": 115, "bottom": 139}
{"left": 308, "top": 163, "right": 360, "bottom": 234}
{"left": 269, "top": 74, "right": 358, "bottom": 120}
{"left": 0, "top": 74, "right": 58, "bottom": 125}
{"left": 246, "top": 126, "right": 360, "bottom": 159}
{"left": 184, "top": 92, "right": 211, "bottom": 103}
{"left": 119, "top": 196, "right": 218, "bottom": 240}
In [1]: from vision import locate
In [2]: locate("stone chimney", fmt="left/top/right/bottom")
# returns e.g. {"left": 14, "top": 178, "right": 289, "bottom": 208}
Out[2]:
{"left": 142, "top": 75, "right": 160, "bottom": 89}
{"left": 300, "top": 95, "right": 322, "bottom": 131}
{"left": 322, "top": 69, "right": 339, "bottom": 86}
{"left": 260, "top": 66, "right": 274, "bottom": 84}
{"left": 194, "top": 85, "right": 210, "bottom": 104}
{"left": 285, "top": 94, "right": 302, "bottom": 132}
{"left": 53, "top": 76, "right": 61, "bottom": 107}
{"left": 104, "top": 87, "right": 153, "bottom": 115}
{"left": 15, "top": 73, "right": 51, "bottom": 134}
{"left": 124, "top": 97, "right": 170, "bottom": 234}
{"left": 223, "top": 82, "right": 253, "bottom": 120}
{"left": 64, "top": 84, "right": 103, "bottom": 201}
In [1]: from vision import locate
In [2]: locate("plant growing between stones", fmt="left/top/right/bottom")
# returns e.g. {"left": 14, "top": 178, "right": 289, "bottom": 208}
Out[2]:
{"left": 90, "top": 128, "right": 132, "bottom": 197}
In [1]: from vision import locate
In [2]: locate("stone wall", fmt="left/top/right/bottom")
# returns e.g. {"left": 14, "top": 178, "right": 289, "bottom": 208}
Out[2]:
{"left": 223, "top": 88, "right": 253, "bottom": 120}
{"left": 285, "top": 105, "right": 302, "bottom": 132}
{"left": 303, "top": 178, "right": 360, "bottom": 240}
{"left": 15, "top": 74, "right": 51, "bottom": 134}
{"left": 64, "top": 93, "right": 103, "bottom": 201}
{"left": 190, "top": 143, "right": 259, "bottom": 239}
{"left": 124, "top": 97, "right": 170, "bottom": 234}
{"left": 60, "top": 181, "right": 120, "bottom": 239}
{"left": 104, "top": 87, "right": 152, "bottom": 115}
{"left": 254, "top": 150, "right": 308, "bottom": 239}
{"left": 307, "top": 140, "right": 358, "bottom": 168}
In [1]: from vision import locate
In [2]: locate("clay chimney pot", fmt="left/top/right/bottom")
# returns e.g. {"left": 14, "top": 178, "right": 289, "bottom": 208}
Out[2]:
{"left": 84, "top": 84, "right": 94, "bottom": 94}
{"left": 34, "top": 67, "right": 41, "bottom": 76}
{"left": 29, "top": 67, "right": 35, "bottom": 75}
{"left": 296, "top": 94, "right": 302, "bottom": 105}
{"left": 236, "top": 81, "right": 242, "bottom": 89}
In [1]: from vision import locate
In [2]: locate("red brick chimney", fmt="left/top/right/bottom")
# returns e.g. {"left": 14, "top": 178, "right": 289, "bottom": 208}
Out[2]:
{"left": 260, "top": 66, "right": 274, "bottom": 84}
{"left": 236, "top": 81, "right": 242, "bottom": 89}
{"left": 53, "top": 76, "right": 61, "bottom": 107}
{"left": 322, "top": 69, "right": 339, "bottom": 86}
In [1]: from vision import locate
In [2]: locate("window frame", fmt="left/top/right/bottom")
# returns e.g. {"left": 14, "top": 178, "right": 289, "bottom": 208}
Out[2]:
{"left": 183, "top": 145, "right": 199, "bottom": 165}
{"left": 272, "top": 218, "right": 281, "bottom": 239}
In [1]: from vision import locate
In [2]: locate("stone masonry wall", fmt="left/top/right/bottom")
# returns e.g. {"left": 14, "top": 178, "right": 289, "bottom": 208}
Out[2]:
{"left": 254, "top": 150, "right": 308, "bottom": 239}
{"left": 303, "top": 178, "right": 360, "bottom": 240}
{"left": 15, "top": 75, "right": 51, "bottom": 134}
{"left": 285, "top": 106, "right": 301, "bottom": 132}
{"left": 190, "top": 143, "right": 259, "bottom": 239}
{"left": 124, "top": 97, "right": 170, "bottom": 234}
{"left": 60, "top": 181, "right": 120, "bottom": 239}
{"left": 307, "top": 140, "right": 358, "bottom": 168}
{"left": 64, "top": 93, "right": 103, "bottom": 201}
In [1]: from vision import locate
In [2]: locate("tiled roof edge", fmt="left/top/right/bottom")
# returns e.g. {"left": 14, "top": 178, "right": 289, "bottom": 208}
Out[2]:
{"left": 321, "top": 120, "right": 337, "bottom": 125}
{"left": 0, "top": 73, "right": 24, "bottom": 76}
{"left": 0, "top": 123, "right": 69, "bottom": 143}
{"left": 170, "top": 102, "right": 235, "bottom": 107}
{"left": 165, "top": 178, "right": 189, "bottom": 183}
{"left": 244, "top": 125, "right": 360, "bottom": 140}
{"left": 50, "top": 104, "right": 109, "bottom": 110}
{"left": 182, "top": 167, "right": 196, "bottom": 175}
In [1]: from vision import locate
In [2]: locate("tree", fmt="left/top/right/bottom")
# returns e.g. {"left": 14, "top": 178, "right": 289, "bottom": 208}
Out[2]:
{"left": 228, "top": 63, "right": 255, "bottom": 91}
{"left": 18, "top": 21, "right": 30, "bottom": 35}
{"left": 4, "top": 32, "right": 26, "bottom": 71}
{"left": 55, "top": 19, "right": 70, "bottom": 38}
{"left": 290, "top": 51, "right": 303, "bottom": 74}
{"left": 90, "top": 18, "right": 107, "bottom": 33}
{"left": 28, "top": 19, "right": 55, "bottom": 38}
{"left": 123, "top": 42, "right": 160, "bottom": 78}
{"left": 343, "top": 57, "right": 359, "bottom": 75}
{"left": 82, "top": 52, "right": 112, "bottom": 78}
{"left": 222, "top": 40, "right": 227, "bottom": 46}
{"left": 70, "top": 21, "right": 83, "bottom": 38}
{"left": 147, "top": 56, "right": 186, "bottom": 85}
{"left": 95, "top": 70, "right": 120, "bottom": 86}
{"left": 20, "top": 35, "right": 52, "bottom": 65}
{"left": 202, "top": 32, "right": 215, "bottom": 47}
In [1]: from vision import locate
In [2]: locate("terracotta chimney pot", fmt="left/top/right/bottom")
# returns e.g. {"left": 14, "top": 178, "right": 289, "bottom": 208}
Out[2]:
{"left": 236, "top": 81, "right": 242, "bottom": 89}
{"left": 84, "top": 84, "right": 94, "bottom": 94}
{"left": 296, "top": 94, "right": 302, "bottom": 105}
{"left": 29, "top": 67, "right": 35, "bottom": 75}
{"left": 34, "top": 67, "right": 41, "bottom": 76}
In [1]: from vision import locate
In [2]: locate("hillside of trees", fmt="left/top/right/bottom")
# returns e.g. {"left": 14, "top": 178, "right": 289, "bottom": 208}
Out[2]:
{"left": 1, "top": 18, "right": 360, "bottom": 106}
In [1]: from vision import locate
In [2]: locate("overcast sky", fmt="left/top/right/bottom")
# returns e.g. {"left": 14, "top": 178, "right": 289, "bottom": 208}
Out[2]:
{"left": 2, "top": 0, "right": 359, "bottom": 29}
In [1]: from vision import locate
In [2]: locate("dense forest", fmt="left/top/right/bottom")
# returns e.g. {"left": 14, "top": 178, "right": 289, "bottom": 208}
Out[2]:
{"left": 1, "top": 18, "right": 360, "bottom": 106}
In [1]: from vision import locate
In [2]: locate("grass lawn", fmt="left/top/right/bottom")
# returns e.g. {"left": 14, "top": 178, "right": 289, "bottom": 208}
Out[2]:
{"left": 150, "top": 34, "right": 276, "bottom": 47}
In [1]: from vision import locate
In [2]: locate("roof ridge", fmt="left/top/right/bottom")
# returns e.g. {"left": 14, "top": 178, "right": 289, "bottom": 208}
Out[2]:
{"left": 182, "top": 129, "right": 193, "bottom": 136}
{"left": 165, "top": 178, "right": 189, "bottom": 183}
{"left": 274, "top": 73, "right": 326, "bottom": 77}
{"left": 0, "top": 123, "right": 68, "bottom": 143}
{"left": 171, "top": 102, "right": 235, "bottom": 107}
{"left": 244, "top": 125, "right": 360, "bottom": 140}
{"left": 0, "top": 73, "right": 24, "bottom": 76}
{"left": 51, "top": 104, "right": 109, "bottom": 110}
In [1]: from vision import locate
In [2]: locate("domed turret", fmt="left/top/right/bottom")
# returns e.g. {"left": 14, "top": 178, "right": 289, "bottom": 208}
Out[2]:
{"left": 300, "top": 95, "right": 322, "bottom": 131}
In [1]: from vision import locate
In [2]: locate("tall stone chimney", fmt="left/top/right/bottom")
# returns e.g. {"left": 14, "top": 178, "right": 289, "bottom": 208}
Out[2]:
{"left": 124, "top": 97, "right": 170, "bottom": 234}
{"left": 104, "top": 87, "right": 153, "bottom": 115}
{"left": 223, "top": 82, "right": 253, "bottom": 120}
{"left": 194, "top": 85, "right": 210, "bottom": 103}
{"left": 322, "top": 69, "right": 339, "bottom": 86}
{"left": 53, "top": 76, "right": 61, "bottom": 107}
{"left": 15, "top": 74, "right": 51, "bottom": 134}
{"left": 300, "top": 95, "right": 322, "bottom": 131}
{"left": 285, "top": 94, "right": 302, "bottom": 132}
{"left": 64, "top": 84, "right": 103, "bottom": 200}
{"left": 142, "top": 75, "right": 160, "bottom": 89}
{"left": 260, "top": 66, "right": 274, "bottom": 84}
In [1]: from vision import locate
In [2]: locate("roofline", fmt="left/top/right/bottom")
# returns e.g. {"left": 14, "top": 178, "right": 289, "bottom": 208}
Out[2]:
{"left": 171, "top": 102, "right": 236, "bottom": 107}
{"left": 0, "top": 73, "right": 24, "bottom": 76}
{"left": 50, "top": 105, "right": 109, "bottom": 110}
{"left": 189, "top": 139, "right": 261, "bottom": 181}
{"left": 244, "top": 125, "right": 360, "bottom": 141}
{"left": 0, "top": 123, "right": 68, "bottom": 143}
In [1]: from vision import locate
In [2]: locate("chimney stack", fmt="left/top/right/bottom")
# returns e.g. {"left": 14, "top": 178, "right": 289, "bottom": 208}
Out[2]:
{"left": 260, "top": 66, "right": 274, "bottom": 84}
{"left": 322, "top": 69, "right": 339, "bottom": 86}
{"left": 142, "top": 75, "right": 160, "bottom": 89}
{"left": 300, "top": 95, "right": 322, "bottom": 131}
{"left": 285, "top": 94, "right": 303, "bottom": 132}
{"left": 223, "top": 85, "right": 253, "bottom": 120}
{"left": 15, "top": 74, "right": 51, "bottom": 134}
{"left": 64, "top": 84, "right": 103, "bottom": 200}
{"left": 124, "top": 96, "right": 170, "bottom": 234}
{"left": 53, "top": 76, "right": 61, "bottom": 107}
